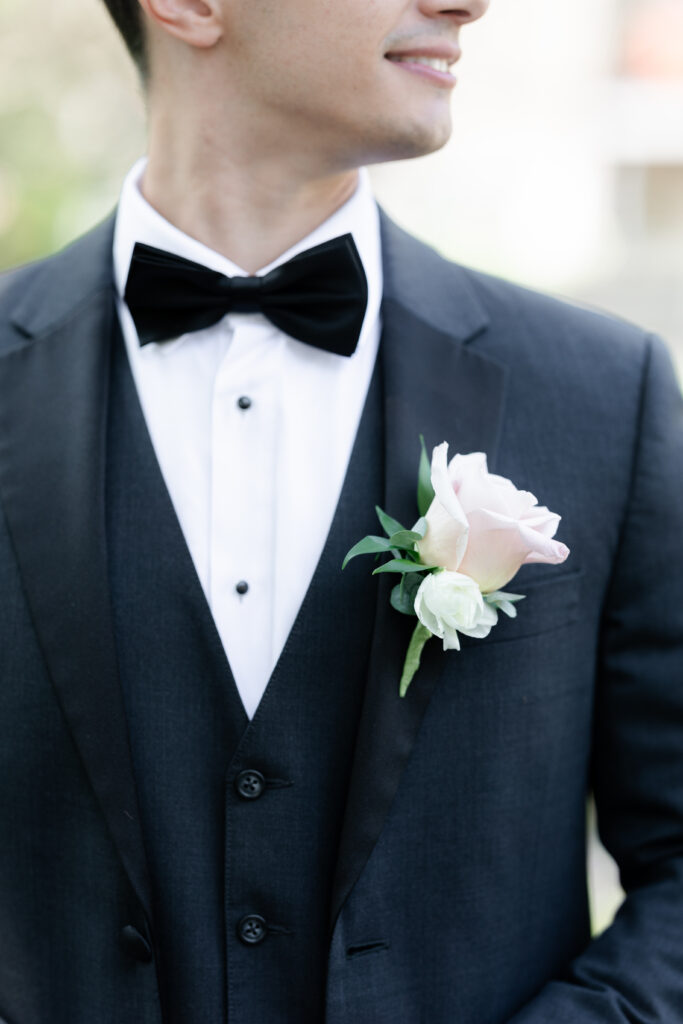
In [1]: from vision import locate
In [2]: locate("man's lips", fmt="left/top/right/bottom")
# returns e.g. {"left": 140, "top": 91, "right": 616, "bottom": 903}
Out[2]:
{"left": 384, "top": 46, "right": 461, "bottom": 87}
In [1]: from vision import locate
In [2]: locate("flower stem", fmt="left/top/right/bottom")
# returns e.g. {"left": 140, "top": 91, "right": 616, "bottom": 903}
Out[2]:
{"left": 399, "top": 623, "right": 433, "bottom": 697}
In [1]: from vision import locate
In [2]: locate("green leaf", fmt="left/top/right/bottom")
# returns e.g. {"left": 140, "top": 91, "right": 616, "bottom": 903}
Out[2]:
{"left": 417, "top": 435, "right": 435, "bottom": 518}
{"left": 390, "top": 572, "right": 423, "bottom": 616}
{"left": 484, "top": 590, "right": 526, "bottom": 618}
{"left": 341, "top": 534, "right": 392, "bottom": 570}
{"left": 399, "top": 622, "right": 433, "bottom": 697}
{"left": 387, "top": 529, "right": 423, "bottom": 549}
{"left": 484, "top": 590, "right": 525, "bottom": 604}
{"left": 372, "top": 558, "right": 437, "bottom": 576}
{"left": 375, "top": 505, "right": 406, "bottom": 539}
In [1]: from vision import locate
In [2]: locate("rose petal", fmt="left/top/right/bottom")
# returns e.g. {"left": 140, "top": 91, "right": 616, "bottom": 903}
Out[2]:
{"left": 448, "top": 452, "right": 538, "bottom": 519}
{"left": 519, "top": 506, "right": 561, "bottom": 538}
{"left": 515, "top": 519, "right": 570, "bottom": 563}
{"left": 416, "top": 443, "right": 469, "bottom": 571}
{"left": 432, "top": 444, "right": 469, "bottom": 534}
{"left": 524, "top": 540, "right": 570, "bottom": 565}
{"left": 416, "top": 499, "right": 466, "bottom": 571}
{"left": 457, "top": 508, "right": 568, "bottom": 592}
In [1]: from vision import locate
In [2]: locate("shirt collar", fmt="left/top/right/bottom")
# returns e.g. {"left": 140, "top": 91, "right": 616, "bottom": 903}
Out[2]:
{"left": 113, "top": 156, "right": 382, "bottom": 355}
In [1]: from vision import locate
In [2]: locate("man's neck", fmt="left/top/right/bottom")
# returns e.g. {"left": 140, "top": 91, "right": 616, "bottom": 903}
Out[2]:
{"left": 141, "top": 127, "right": 360, "bottom": 273}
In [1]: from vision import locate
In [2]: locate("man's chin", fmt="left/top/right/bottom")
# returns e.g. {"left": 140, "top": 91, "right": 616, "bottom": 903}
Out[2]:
{"left": 370, "top": 120, "right": 453, "bottom": 163}
{"left": 327, "top": 112, "right": 453, "bottom": 172}
{"left": 395, "top": 104, "right": 454, "bottom": 153}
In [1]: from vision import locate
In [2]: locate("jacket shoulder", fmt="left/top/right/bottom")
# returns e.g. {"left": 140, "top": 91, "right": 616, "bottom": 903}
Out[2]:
{"left": 379, "top": 211, "right": 654, "bottom": 372}
{"left": 0, "top": 216, "right": 116, "bottom": 351}
{"left": 457, "top": 261, "right": 653, "bottom": 364}
{"left": 0, "top": 257, "right": 45, "bottom": 310}
{"left": 0, "top": 259, "right": 51, "bottom": 355}
{"left": 455, "top": 262, "right": 671, "bottom": 450}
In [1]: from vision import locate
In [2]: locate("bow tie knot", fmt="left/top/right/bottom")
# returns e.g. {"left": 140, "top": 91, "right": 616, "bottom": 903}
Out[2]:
{"left": 228, "top": 275, "right": 265, "bottom": 312}
{"left": 124, "top": 234, "right": 368, "bottom": 358}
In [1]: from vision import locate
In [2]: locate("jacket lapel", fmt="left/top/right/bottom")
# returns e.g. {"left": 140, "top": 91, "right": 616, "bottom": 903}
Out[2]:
{"left": 329, "top": 211, "right": 509, "bottom": 930}
{"left": 0, "top": 219, "right": 153, "bottom": 923}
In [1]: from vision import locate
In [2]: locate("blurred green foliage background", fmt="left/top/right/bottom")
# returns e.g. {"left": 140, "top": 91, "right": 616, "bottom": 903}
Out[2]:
{"left": 0, "top": 0, "right": 144, "bottom": 270}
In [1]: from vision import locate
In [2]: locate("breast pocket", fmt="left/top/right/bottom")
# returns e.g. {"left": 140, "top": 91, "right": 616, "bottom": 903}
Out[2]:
{"left": 460, "top": 568, "right": 583, "bottom": 648}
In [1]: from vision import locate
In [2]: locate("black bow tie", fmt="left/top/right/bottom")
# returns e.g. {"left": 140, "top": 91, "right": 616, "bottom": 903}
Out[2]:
{"left": 123, "top": 234, "right": 368, "bottom": 358}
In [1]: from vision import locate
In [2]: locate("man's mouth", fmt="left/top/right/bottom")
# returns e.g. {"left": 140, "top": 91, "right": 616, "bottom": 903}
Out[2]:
{"left": 385, "top": 55, "right": 451, "bottom": 74}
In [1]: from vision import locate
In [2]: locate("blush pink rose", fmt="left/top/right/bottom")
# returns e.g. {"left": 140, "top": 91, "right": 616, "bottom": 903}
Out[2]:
{"left": 416, "top": 445, "right": 570, "bottom": 593}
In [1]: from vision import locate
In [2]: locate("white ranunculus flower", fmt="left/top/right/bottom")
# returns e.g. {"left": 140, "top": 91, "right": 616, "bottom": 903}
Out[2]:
{"left": 414, "top": 570, "right": 499, "bottom": 651}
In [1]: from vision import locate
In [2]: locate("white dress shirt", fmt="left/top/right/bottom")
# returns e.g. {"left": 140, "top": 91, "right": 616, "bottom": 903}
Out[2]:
{"left": 113, "top": 158, "right": 382, "bottom": 719}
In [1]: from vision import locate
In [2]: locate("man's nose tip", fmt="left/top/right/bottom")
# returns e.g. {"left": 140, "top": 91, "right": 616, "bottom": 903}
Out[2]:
{"left": 420, "top": 0, "right": 490, "bottom": 24}
{"left": 452, "top": 0, "right": 490, "bottom": 23}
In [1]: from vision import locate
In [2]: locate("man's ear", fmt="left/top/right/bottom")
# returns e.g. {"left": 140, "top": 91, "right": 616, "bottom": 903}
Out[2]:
{"left": 138, "top": 0, "right": 223, "bottom": 50}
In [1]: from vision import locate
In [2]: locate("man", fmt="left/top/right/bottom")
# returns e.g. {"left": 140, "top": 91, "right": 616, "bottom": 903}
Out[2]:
{"left": 1, "top": 0, "right": 682, "bottom": 1021}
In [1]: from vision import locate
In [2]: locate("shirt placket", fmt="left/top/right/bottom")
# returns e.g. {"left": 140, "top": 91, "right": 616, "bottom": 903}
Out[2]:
{"left": 210, "top": 317, "right": 280, "bottom": 718}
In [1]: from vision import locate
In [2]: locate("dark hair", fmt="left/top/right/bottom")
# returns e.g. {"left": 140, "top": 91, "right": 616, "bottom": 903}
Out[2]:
{"left": 101, "top": 0, "right": 148, "bottom": 78}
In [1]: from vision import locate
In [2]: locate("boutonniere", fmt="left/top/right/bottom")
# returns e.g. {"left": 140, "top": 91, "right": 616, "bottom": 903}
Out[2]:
{"left": 343, "top": 439, "right": 570, "bottom": 696}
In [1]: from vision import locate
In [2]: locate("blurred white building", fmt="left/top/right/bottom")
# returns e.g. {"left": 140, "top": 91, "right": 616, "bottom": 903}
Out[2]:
{"left": 373, "top": 0, "right": 683, "bottom": 378}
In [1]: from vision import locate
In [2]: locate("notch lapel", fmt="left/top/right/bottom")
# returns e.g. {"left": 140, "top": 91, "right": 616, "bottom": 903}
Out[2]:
{"left": 0, "top": 220, "right": 153, "bottom": 923}
{"left": 329, "top": 212, "right": 509, "bottom": 930}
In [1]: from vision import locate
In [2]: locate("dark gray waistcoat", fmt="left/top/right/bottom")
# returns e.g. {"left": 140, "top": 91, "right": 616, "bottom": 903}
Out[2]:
{"left": 106, "top": 325, "right": 384, "bottom": 1023}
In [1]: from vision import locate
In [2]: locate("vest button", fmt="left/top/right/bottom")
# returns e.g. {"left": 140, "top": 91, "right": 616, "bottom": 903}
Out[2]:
{"left": 237, "top": 913, "right": 268, "bottom": 945}
{"left": 120, "top": 924, "right": 153, "bottom": 962}
{"left": 235, "top": 769, "right": 266, "bottom": 800}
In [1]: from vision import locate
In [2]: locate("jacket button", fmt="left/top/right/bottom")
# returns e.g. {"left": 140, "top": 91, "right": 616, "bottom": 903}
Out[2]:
{"left": 237, "top": 914, "right": 268, "bottom": 945}
{"left": 235, "top": 769, "right": 266, "bottom": 800}
{"left": 120, "top": 924, "right": 153, "bottom": 962}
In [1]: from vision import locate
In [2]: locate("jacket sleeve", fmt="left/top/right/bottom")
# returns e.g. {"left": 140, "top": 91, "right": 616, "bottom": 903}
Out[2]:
{"left": 508, "top": 333, "right": 683, "bottom": 1023}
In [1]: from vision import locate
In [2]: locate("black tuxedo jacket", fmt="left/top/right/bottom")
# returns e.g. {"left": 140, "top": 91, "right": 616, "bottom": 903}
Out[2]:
{"left": 0, "top": 211, "right": 682, "bottom": 1024}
